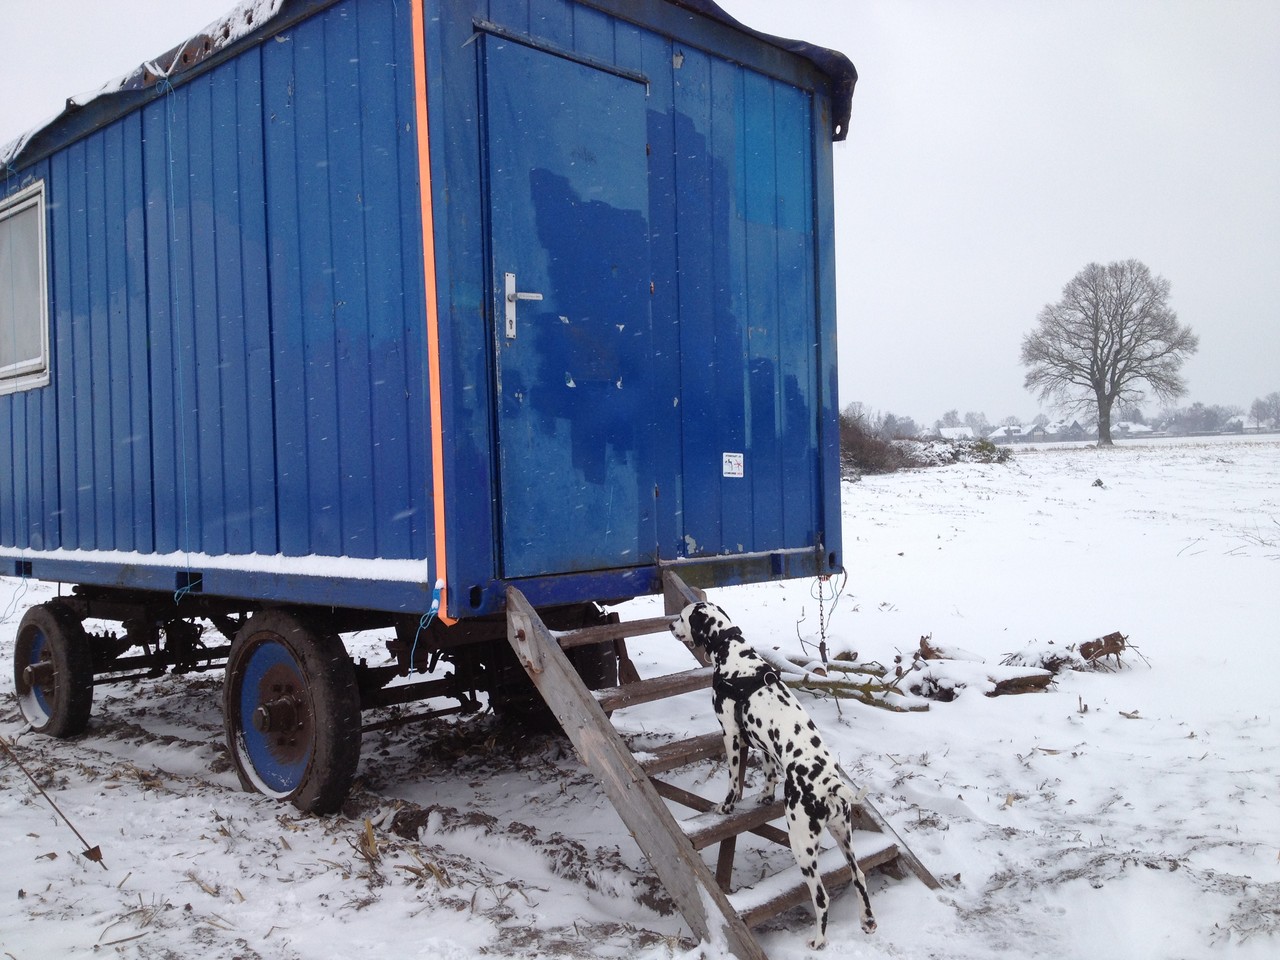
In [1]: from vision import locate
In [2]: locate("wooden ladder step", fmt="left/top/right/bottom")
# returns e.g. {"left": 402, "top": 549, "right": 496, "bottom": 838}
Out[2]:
{"left": 636, "top": 731, "right": 724, "bottom": 775}
{"left": 594, "top": 666, "right": 713, "bottom": 713}
{"left": 680, "top": 795, "right": 789, "bottom": 851}
{"left": 556, "top": 614, "right": 678, "bottom": 650}
{"left": 653, "top": 778, "right": 791, "bottom": 848}
{"left": 730, "top": 837, "right": 901, "bottom": 928}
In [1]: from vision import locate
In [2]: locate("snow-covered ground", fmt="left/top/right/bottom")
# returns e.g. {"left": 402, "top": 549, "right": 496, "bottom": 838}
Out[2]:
{"left": 2, "top": 436, "right": 1277, "bottom": 959}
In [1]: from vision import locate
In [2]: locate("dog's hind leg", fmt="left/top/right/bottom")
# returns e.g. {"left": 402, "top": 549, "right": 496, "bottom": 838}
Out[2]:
{"left": 828, "top": 800, "right": 876, "bottom": 935}
{"left": 785, "top": 801, "right": 831, "bottom": 948}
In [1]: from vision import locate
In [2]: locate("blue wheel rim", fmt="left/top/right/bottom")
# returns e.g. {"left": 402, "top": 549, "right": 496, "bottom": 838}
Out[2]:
{"left": 21, "top": 628, "right": 53, "bottom": 723}
{"left": 237, "top": 640, "right": 312, "bottom": 796}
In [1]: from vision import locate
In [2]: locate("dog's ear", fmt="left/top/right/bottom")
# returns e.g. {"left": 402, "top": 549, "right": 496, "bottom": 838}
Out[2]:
{"left": 708, "top": 603, "right": 734, "bottom": 630}
{"left": 689, "top": 602, "right": 740, "bottom": 651}
{"left": 685, "top": 603, "right": 712, "bottom": 646}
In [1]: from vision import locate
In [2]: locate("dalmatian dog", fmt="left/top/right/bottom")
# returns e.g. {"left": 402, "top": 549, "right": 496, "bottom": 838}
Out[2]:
{"left": 671, "top": 601, "right": 876, "bottom": 948}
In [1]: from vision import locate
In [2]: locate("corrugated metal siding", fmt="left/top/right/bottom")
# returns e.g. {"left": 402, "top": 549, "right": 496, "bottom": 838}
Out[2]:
{"left": 4, "top": 0, "right": 842, "bottom": 613}
{"left": 666, "top": 43, "right": 820, "bottom": 559}
{"left": 673, "top": 50, "right": 822, "bottom": 560}
{"left": 428, "top": 0, "right": 833, "bottom": 602}
{"left": 5, "top": 0, "right": 429, "bottom": 564}
{"left": 260, "top": 0, "right": 428, "bottom": 562}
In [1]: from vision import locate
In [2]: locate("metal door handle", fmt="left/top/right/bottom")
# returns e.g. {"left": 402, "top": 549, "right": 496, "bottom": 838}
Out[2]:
{"left": 504, "top": 272, "right": 543, "bottom": 338}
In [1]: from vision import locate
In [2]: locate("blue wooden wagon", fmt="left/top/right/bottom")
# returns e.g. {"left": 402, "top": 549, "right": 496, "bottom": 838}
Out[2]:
{"left": 1, "top": 0, "right": 854, "bottom": 815}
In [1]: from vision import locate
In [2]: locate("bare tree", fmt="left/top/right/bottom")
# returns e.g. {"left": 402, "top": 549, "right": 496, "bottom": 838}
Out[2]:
{"left": 963, "top": 411, "right": 991, "bottom": 437}
{"left": 1021, "top": 260, "right": 1198, "bottom": 445}
{"left": 1117, "top": 401, "right": 1147, "bottom": 424}
{"left": 1249, "top": 391, "right": 1280, "bottom": 429}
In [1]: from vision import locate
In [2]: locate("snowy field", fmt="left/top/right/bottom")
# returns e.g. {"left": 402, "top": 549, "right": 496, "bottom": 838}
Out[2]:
{"left": 2, "top": 435, "right": 1277, "bottom": 960}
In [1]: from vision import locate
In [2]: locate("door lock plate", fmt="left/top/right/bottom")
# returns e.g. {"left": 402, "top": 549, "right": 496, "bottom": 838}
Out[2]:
{"left": 504, "top": 272, "right": 543, "bottom": 338}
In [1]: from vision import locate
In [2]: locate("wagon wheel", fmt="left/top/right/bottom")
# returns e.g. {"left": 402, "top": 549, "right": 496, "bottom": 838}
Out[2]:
{"left": 13, "top": 601, "right": 94, "bottom": 737}
{"left": 223, "top": 610, "right": 361, "bottom": 814}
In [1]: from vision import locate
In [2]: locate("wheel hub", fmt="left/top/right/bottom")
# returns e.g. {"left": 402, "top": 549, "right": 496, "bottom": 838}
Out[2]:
{"left": 252, "top": 694, "right": 304, "bottom": 734}
{"left": 23, "top": 660, "right": 56, "bottom": 688}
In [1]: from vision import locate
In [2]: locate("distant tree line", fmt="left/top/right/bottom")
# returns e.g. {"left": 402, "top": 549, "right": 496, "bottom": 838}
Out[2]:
{"left": 1157, "top": 402, "right": 1243, "bottom": 435}
{"left": 838, "top": 404, "right": 914, "bottom": 473}
{"left": 841, "top": 392, "right": 1279, "bottom": 450}
{"left": 838, "top": 403, "right": 1010, "bottom": 475}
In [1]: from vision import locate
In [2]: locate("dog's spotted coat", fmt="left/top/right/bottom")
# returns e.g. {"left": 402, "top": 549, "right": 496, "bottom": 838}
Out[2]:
{"left": 671, "top": 601, "right": 875, "bottom": 948}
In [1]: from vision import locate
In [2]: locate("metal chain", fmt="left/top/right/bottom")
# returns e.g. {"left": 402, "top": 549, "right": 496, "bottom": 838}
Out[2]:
{"left": 816, "top": 575, "right": 829, "bottom": 664}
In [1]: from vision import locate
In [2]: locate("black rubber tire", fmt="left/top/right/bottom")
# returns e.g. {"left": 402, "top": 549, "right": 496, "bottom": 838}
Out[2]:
{"left": 13, "top": 601, "right": 94, "bottom": 737}
{"left": 223, "top": 610, "right": 361, "bottom": 815}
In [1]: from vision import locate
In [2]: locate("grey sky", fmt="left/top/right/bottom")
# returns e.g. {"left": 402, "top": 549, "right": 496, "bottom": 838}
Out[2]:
{"left": 3, "top": 0, "right": 1277, "bottom": 425}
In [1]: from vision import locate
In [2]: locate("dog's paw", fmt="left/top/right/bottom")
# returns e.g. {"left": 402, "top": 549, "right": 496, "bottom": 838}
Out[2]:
{"left": 861, "top": 917, "right": 877, "bottom": 935}
{"left": 807, "top": 935, "right": 828, "bottom": 950}
{"left": 716, "top": 800, "right": 737, "bottom": 815}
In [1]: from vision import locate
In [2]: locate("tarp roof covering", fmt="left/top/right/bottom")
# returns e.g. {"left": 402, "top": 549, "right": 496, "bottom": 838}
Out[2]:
{"left": 675, "top": 0, "right": 857, "bottom": 140}
{"left": 3, "top": 0, "right": 856, "bottom": 174}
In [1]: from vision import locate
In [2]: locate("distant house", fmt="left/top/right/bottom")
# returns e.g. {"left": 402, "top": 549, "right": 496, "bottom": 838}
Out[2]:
{"left": 1045, "top": 420, "right": 1087, "bottom": 441}
{"left": 1244, "top": 414, "right": 1274, "bottom": 433}
{"left": 939, "top": 426, "right": 975, "bottom": 441}
{"left": 988, "top": 424, "right": 1027, "bottom": 444}
{"left": 1114, "top": 421, "right": 1154, "bottom": 438}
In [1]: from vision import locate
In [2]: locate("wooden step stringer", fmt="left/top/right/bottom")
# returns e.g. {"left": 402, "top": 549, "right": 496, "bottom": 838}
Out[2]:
{"left": 505, "top": 573, "right": 939, "bottom": 959}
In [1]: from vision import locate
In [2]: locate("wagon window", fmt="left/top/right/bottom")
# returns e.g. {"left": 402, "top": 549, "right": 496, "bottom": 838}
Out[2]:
{"left": 0, "top": 181, "right": 50, "bottom": 395}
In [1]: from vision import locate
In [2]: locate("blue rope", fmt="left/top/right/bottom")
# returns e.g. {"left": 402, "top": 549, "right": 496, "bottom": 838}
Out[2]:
{"left": 1, "top": 574, "right": 30, "bottom": 624}
{"left": 408, "top": 579, "right": 445, "bottom": 674}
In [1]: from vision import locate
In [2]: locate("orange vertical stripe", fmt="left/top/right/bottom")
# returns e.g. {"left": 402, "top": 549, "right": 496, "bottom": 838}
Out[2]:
{"left": 410, "top": 0, "right": 455, "bottom": 624}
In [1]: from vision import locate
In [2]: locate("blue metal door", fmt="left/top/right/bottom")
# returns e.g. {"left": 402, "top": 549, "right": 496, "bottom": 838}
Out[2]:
{"left": 484, "top": 37, "right": 655, "bottom": 579}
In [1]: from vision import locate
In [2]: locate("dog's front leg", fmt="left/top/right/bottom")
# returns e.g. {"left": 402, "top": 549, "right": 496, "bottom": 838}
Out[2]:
{"left": 718, "top": 719, "right": 746, "bottom": 814}
{"left": 759, "top": 749, "right": 780, "bottom": 800}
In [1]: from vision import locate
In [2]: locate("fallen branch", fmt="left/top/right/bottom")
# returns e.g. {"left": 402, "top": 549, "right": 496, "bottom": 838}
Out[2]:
{"left": 905, "top": 637, "right": 1054, "bottom": 701}
{"left": 784, "top": 676, "right": 929, "bottom": 713}
{"left": 756, "top": 646, "right": 823, "bottom": 679}
{"left": 1078, "top": 631, "right": 1149, "bottom": 670}
{"left": 988, "top": 670, "right": 1054, "bottom": 696}
{"left": 1080, "top": 631, "right": 1127, "bottom": 666}
{"left": 789, "top": 654, "right": 888, "bottom": 678}
{"left": 917, "top": 636, "right": 984, "bottom": 662}
{"left": 1001, "top": 642, "right": 1085, "bottom": 675}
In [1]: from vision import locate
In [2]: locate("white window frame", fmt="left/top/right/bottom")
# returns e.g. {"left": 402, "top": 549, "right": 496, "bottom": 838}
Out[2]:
{"left": 0, "top": 180, "right": 51, "bottom": 395}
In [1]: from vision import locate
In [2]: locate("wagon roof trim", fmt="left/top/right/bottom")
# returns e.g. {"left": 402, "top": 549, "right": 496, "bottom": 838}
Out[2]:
{"left": 669, "top": 0, "right": 857, "bottom": 140}
{"left": 2, "top": 0, "right": 856, "bottom": 175}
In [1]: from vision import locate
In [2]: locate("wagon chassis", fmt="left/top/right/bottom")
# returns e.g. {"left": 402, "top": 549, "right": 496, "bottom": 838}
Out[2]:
{"left": 12, "top": 583, "right": 620, "bottom": 812}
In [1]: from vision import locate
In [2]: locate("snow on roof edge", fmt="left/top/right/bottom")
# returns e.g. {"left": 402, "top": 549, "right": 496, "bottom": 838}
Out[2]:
{"left": 5, "top": 0, "right": 856, "bottom": 174}
{"left": 2, "top": 0, "right": 285, "bottom": 174}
